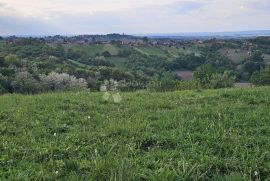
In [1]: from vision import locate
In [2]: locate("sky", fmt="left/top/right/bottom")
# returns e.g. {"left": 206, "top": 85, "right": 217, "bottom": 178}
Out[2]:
{"left": 0, "top": 0, "right": 270, "bottom": 35}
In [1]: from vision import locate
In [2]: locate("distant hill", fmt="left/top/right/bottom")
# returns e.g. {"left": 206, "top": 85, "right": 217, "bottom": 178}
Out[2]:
{"left": 139, "top": 30, "right": 270, "bottom": 40}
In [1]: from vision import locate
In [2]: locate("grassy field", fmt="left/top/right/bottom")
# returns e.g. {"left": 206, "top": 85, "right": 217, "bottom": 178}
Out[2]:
{"left": 66, "top": 44, "right": 122, "bottom": 57}
{"left": 1, "top": 88, "right": 270, "bottom": 180}
{"left": 133, "top": 46, "right": 168, "bottom": 57}
{"left": 133, "top": 45, "right": 201, "bottom": 59}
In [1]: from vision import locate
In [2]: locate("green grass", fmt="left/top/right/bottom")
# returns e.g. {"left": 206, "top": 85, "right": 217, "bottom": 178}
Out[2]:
{"left": 107, "top": 57, "right": 128, "bottom": 69}
{"left": 133, "top": 46, "right": 168, "bottom": 57}
{"left": 67, "top": 59, "right": 92, "bottom": 68}
{"left": 66, "top": 44, "right": 121, "bottom": 57}
{"left": 1, "top": 87, "right": 270, "bottom": 180}
{"left": 161, "top": 46, "right": 201, "bottom": 57}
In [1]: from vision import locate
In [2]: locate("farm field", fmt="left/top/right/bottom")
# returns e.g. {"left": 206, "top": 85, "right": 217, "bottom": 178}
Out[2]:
{"left": 1, "top": 87, "right": 270, "bottom": 180}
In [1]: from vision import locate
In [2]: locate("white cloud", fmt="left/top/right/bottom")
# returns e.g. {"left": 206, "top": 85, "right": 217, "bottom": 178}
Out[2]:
{"left": 0, "top": 0, "right": 269, "bottom": 35}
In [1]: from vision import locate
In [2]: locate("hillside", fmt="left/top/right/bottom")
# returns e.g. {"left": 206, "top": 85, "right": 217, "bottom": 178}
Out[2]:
{"left": 1, "top": 37, "right": 270, "bottom": 94}
{"left": 1, "top": 87, "right": 270, "bottom": 180}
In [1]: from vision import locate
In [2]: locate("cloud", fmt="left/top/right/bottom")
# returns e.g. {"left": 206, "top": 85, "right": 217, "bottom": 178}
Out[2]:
{"left": 0, "top": 0, "right": 270, "bottom": 35}
{"left": 167, "top": 1, "right": 205, "bottom": 14}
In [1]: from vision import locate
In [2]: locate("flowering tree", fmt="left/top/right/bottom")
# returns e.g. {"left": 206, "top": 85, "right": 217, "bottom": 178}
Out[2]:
{"left": 40, "top": 72, "right": 88, "bottom": 91}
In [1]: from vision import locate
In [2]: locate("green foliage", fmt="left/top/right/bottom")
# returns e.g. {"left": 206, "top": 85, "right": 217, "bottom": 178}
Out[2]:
{"left": 194, "top": 64, "right": 215, "bottom": 86}
{"left": 0, "top": 74, "right": 8, "bottom": 94}
{"left": 11, "top": 71, "right": 41, "bottom": 94}
{"left": 39, "top": 72, "right": 88, "bottom": 91}
{"left": 0, "top": 56, "right": 5, "bottom": 66}
{"left": 1, "top": 37, "right": 270, "bottom": 93}
{"left": 1, "top": 88, "right": 270, "bottom": 179}
{"left": 4, "top": 55, "right": 22, "bottom": 67}
{"left": 0, "top": 67, "right": 16, "bottom": 77}
{"left": 175, "top": 80, "right": 199, "bottom": 90}
{"left": 169, "top": 53, "right": 206, "bottom": 70}
{"left": 194, "top": 64, "right": 235, "bottom": 88}
{"left": 250, "top": 51, "right": 264, "bottom": 62}
{"left": 251, "top": 66, "right": 270, "bottom": 86}
{"left": 102, "top": 51, "right": 111, "bottom": 57}
{"left": 143, "top": 36, "right": 149, "bottom": 43}
{"left": 209, "top": 71, "right": 235, "bottom": 89}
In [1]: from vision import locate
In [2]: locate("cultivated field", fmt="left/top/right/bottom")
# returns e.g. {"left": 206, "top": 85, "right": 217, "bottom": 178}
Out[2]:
{"left": 1, "top": 87, "right": 270, "bottom": 180}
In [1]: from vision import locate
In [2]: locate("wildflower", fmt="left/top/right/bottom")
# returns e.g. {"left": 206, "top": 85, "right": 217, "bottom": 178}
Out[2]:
{"left": 53, "top": 133, "right": 57, "bottom": 136}
{"left": 100, "top": 85, "right": 107, "bottom": 92}
{"left": 102, "top": 92, "right": 110, "bottom": 101}
{"left": 112, "top": 93, "right": 122, "bottom": 103}
{"left": 254, "top": 171, "right": 258, "bottom": 176}
{"left": 87, "top": 116, "right": 91, "bottom": 119}
{"left": 55, "top": 171, "right": 59, "bottom": 174}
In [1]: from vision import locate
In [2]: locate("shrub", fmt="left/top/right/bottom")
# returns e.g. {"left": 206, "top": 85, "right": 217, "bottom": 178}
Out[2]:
{"left": 251, "top": 66, "right": 270, "bottom": 86}
{"left": 175, "top": 80, "right": 199, "bottom": 90}
{"left": 4, "top": 55, "right": 22, "bottom": 67}
{"left": 0, "top": 74, "right": 8, "bottom": 94}
{"left": 147, "top": 72, "right": 178, "bottom": 92}
{"left": 194, "top": 64, "right": 235, "bottom": 89}
{"left": 11, "top": 71, "right": 41, "bottom": 94}
{"left": 40, "top": 72, "right": 88, "bottom": 91}
{"left": 193, "top": 64, "right": 215, "bottom": 87}
{"left": 209, "top": 71, "right": 235, "bottom": 89}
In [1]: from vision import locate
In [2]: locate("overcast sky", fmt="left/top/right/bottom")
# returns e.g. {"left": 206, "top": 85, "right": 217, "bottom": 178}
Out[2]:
{"left": 0, "top": 0, "right": 270, "bottom": 35}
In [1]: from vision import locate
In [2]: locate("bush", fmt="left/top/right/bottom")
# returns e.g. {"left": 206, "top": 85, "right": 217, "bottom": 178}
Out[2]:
{"left": 209, "top": 72, "right": 235, "bottom": 89}
{"left": 4, "top": 55, "right": 22, "bottom": 67}
{"left": 175, "top": 80, "right": 199, "bottom": 90}
{"left": 102, "top": 51, "right": 111, "bottom": 57}
{"left": 251, "top": 66, "right": 270, "bottom": 86}
{"left": 40, "top": 72, "right": 88, "bottom": 91}
{"left": 147, "top": 72, "right": 178, "bottom": 91}
{"left": 193, "top": 64, "right": 215, "bottom": 87}
{"left": 0, "top": 74, "right": 8, "bottom": 94}
{"left": 11, "top": 71, "right": 41, "bottom": 94}
{"left": 194, "top": 64, "right": 235, "bottom": 89}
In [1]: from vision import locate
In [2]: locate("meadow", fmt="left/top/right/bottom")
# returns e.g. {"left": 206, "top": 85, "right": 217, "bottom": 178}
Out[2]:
{"left": 1, "top": 87, "right": 270, "bottom": 180}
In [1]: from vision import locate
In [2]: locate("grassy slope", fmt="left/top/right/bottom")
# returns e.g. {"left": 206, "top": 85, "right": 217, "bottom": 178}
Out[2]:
{"left": 133, "top": 45, "right": 201, "bottom": 59}
{"left": 66, "top": 44, "right": 121, "bottom": 57}
{"left": 1, "top": 88, "right": 270, "bottom": 180}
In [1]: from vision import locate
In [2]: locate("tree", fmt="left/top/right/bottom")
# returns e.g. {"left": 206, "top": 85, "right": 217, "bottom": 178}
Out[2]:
{"left": 0, "top": 74, "right": 8, "bottom": 94}
{"left": 193, "top": 64, "right": 215, "bottom": 87}
{"left": 102, "top": 51, "right": 111, "bottom": 57}
{"left": 148, "top": 72, "right": 177, "bottom": 91}
{"left": 40, "top": 72, "right": 88, "bottom": 91}
{"left": 160, "top": 72, "right": 177, "bottom": 91}
{"left": 209, "top": 71, "right": 235, "bottom": 89}
{"left": 143, "top": 37, "right": 149, "bottom": 43}
{"left": 251, "top": 66, "right": 270, "bottom": 86}
{"left": 250, "top": 51, "right": 264, "bottom": 62}
{"left": 194, "top": 64, "right": 235, "bottom": 88}
{"left": 0, "top": 57, "right": 5, "bottom": 67}
{"left": 4, "top": 55, "right": 22, "bottom": 67}
{"left": 11, "top": 71, "right": 41, "bottom": 94}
